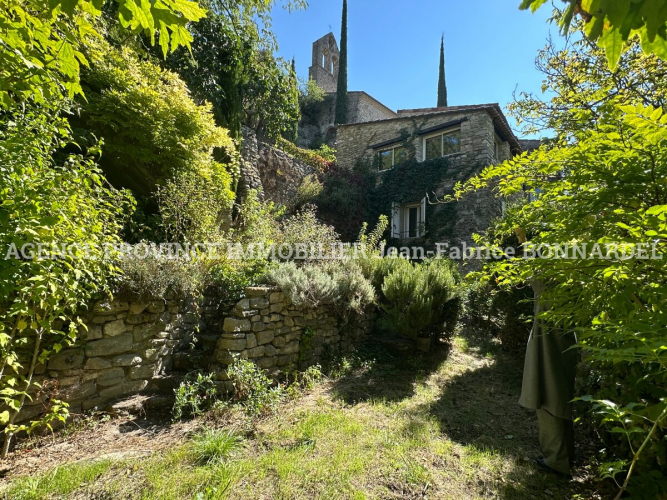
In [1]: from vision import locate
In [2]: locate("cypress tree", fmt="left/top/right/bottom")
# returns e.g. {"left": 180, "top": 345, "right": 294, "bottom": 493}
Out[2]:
{"left": 285, "top": 57, "right": 300, "bottom": 143}
{"left": 437, "top": 35, "right": 448, "bottom": 107}
{"left": 334, "top": 0, "right": 348, "bottom": 124}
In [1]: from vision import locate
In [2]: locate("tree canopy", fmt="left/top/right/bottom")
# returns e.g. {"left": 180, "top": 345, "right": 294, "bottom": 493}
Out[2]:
{"left": 520, "top": 0, "right": 667, "bottom": 68}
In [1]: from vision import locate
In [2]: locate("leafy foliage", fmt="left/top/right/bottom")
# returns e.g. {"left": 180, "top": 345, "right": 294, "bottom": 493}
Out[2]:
{"left": 227, "top": 358, "right": 283, "bottom": 416}
{"left": 172, "top": 371, "right": 217, "bottom": 420}
{"left": 509, "top": 16, "right": 667, "bottom": 140}
{"left": 276, "top": 137, "right": 333, "bottom": 172}
{"left": 0, "top": 0, "right": 205, "bottom": 107}
{"left": 521, "top": 0, "right": 667, "bottom": 68}
{"left": 0, "top": 106, "right": 131, "bottom": 455}
{"left": 164, "top": 7, "right": 300, "bottom": 139}
{"left": 455, "top": 103, "right": 667, "bottom": 496}
{"left": 74, "top": 40, "right": 238, "bottom": 201}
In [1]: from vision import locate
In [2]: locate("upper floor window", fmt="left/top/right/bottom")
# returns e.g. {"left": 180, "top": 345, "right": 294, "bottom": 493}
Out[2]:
{"left": 423, "top": 128, "right": 461, "bottom": 161}
{"left": 377, "top": 144, "right": 406, "bottom": 171}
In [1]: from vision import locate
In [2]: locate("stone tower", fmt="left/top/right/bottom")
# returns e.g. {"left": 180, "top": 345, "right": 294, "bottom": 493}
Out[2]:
{"left": 308, "top": 32, "right": 339, "bottom": 93}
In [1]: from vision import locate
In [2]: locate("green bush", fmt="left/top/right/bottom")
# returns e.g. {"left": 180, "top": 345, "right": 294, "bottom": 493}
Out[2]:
{"left": 172, "top": 372, "right": 217, "bottom": 421}
{"left": 227, "top": 359, "right": 283, "bottom": 416}
{"left": 114, "top": 249, "right": 207, "bottom": 302}
{"left": 207, "top": 260, "right": 273, "bottom": 303}
{"left": 381, "top": 259, "right": 462, "bottom": 340}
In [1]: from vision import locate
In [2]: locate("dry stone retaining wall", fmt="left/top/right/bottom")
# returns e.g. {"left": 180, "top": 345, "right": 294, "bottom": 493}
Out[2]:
{"left": 17, "top": 286, "right": 373, "bottom": 423}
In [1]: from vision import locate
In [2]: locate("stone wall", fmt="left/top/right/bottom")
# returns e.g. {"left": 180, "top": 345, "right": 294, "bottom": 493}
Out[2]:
{"left": 214, "top": 287, "right": 373, "bottom": 385}
{"left": 240, "top": 126, "right": 314, "bottom": 207}
{"left": 15, "top": 286, "right": 373, "bottom": 424}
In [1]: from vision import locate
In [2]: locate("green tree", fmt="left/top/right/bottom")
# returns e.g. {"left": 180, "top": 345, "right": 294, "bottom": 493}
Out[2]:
{"left": 334, "top": 0, "right": 348, "bottom": 125}
{"left": 437, "top": 35, "right": 448, "bottom": 107}
{"left": 508, "top": 17, "right": 667, "bottom": 140}
{"left": 73, "top": 39, "right": 238, "bottom": 201}
{"left": 0, "top": 0, "right": 206, "bottom": 107}
{"left": 454, "top": 103, "right": 667, "bottom": 497}
{"left": 164, "top": 10, "right": 300, "bottom": 140}
{"left": 283, "top": 58, "right": 300, "bottom": 144}
{"left": 520, "top": 0, "right": 667, "bottom": 69}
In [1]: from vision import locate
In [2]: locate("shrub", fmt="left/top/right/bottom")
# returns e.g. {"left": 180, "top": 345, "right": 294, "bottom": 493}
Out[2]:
{"left": 280, "top": 206, "right": 341, "bottom": 260}
{"left": 207, "top": 260, "right": 273, "bottom": 303}
{"left": 381, "top": 259, "right": 462, "bottom": 340}
{"left": 114, "top": 248, "right": 207, "bottom": 302}
{"left": 173, "top": 372, "right": 217, "bottom": 421}
{"left": 191, "top": 429, "right": 243, "bottom": 466}
{"left": 267, "top": 260, "right": 375, "bottom": 315}
{"left": 275, "top": 136, "right": 332, "bottom": 172}
{"left": 227, "top": 359, "right": 283, "bottom": 416}
{"left": 291, "top": 174, "right": 324, "bottom": 212}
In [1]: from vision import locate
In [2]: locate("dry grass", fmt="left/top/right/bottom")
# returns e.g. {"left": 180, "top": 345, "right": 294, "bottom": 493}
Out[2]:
{"left": 0, "top": 329, "right": 608, "bottom": 499}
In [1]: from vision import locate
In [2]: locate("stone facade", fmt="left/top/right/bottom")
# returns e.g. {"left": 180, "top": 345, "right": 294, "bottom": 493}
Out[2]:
{"left": 240, "top": 126, "right": 314, "bottom": 207}
{"left": 336, "top": 105, "right": 517, "bottom": 170}
{"left": 336, "top": 104, "right": 520, "bottom": 249}
{"left": 309, "top": 33, "right": 339, "bottom": 93}
{"left": 14, "top": 287, "right": 373, "bottom": 424}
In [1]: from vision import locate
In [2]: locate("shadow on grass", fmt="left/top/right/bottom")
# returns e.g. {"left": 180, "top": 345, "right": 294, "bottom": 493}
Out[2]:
{"left": 328, "top": 334, "right": 453, "bottom": 404}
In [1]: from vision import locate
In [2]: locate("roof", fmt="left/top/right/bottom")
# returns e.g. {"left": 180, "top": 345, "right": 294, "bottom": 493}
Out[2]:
{"left": 339, "top": 103, "right": 522, "bottom": 154}
{"left": 325, "top": 90, "right": 397, "bottom": 119}
{"left": 519, "top": 139, "right": 542, "bottom": 153}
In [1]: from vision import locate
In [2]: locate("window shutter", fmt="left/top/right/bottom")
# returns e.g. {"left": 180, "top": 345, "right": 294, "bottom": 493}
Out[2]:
{"left": 391, "top": 202, "right": 400, "bottom": 239}
{"left": 420, "top": 197, "right": 427, "bottom": 237}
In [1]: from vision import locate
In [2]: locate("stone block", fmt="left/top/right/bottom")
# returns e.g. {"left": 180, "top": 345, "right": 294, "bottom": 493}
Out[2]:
{"left": 269, "top": 292, "right": 285, "bottom": 304}
{"left": 129, "top": 303, "right": 147, "bottom": 314}
{"left": 223, "top": 317, "right": 251, "bottom": 333}
{"left": 59, "top": 375, "right": 81, "bottom": 387}
{"left": 283, "top": 316, "right": 294, "bottom": 327}
{"left": 255, "top": 331, "right": 274, "bottom": 345}
{"left": 245, "top": 286, "right": 271, "bottom": 297}
{"left": 215, "top": 349, "right": 247, "bottom": 365}
{"left": 269, "top": 304, "right": 283, "bottom": 314}
{"left": 281, "top": 340, "right": 300, "bottom": 354}
{"left": 246, "top": 333, "right": 257, "bottom": 349}
{"left": 246, "top": 346, "right": 265, "bottom": 358}
{"left": 269, "top": 314, "right": 282, "bottom": 322}
{"left": 129, "top": 364, "right": 158, "bottom": 380}
{"left": 264, "top": 344, "right": 277, "bottom": 357}
{"left": 235, "top": 298, "right": 251, "bottom": 310}
{"left": 112, "top": 354, "right": 143, "bottom": 367}
{"left": 147, "top": 300, "right": 166, "bottom": 313}
{"left": 250, "top": 297, "right": 269, "bottom": 309}
{"left": 236, "top": 309, "right": 258, "bottom": 318}
{"left": 48, "top": 349, "right": 84, "bottom": 371}
{"left": 252, "top": 322, "right": 266, "bottom": 332}
{"left": 86, "top": 332, "right": 134, "bottom": 357}
{"left": 126, "top": 313, "right": 159, "bottom": 325}
{"left": 79, "top": 325, "right": 103, "bottom": 341}
{"left": 84, "top": 357, "right": 112, "bottom": 370}
{"left": 133, "top": 323, "right": 163, "bottom": 342}
{"left": 59, "top": 381, "right": 96, "bottom": 401}
{"left": 271, "top": 336, "right": 286, "bottom": 348}
{"left": 104, "top": 319, "right": 127, "bottom": 337}
{"left": 257, "top": 357, "right": 276, "bottom": 369}
{"left": 217, "top": 337, "right": 247, "bottom": 351}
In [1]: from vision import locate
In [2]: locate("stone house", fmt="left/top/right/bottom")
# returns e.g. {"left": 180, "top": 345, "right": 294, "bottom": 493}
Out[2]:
{"left": 336, "top": 104, "right": 523, "bottom": 248}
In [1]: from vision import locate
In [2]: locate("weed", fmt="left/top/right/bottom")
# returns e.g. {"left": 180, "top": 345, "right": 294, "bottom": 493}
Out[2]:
{"left": 227, "top": 359, "right": 283, "bottom": 416}
{"left": 191, "top": 428, "right": 243, "bottom": 466}
{"left": 173, "top": 372, "right": 217, "bottom": 420}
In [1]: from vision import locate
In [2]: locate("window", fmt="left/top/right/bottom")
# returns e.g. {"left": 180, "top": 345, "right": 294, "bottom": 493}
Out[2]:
{"left": 422, "top": 128, "right": 461, "bottom": 160}
{"left": 377, "top": 145, "right": 405, "bottom": 171}
{"left": 391, "top": 199, "right": 426, "bottom": 239}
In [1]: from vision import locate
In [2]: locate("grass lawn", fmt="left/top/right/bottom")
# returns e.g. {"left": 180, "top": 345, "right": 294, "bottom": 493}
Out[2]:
{"left": 1, "top": 330, "right": 605, "bottom": 499}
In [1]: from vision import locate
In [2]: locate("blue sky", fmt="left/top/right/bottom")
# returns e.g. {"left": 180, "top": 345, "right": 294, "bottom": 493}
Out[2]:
{"left": 270, "top": 0, "right": 565, "bottom": 139}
